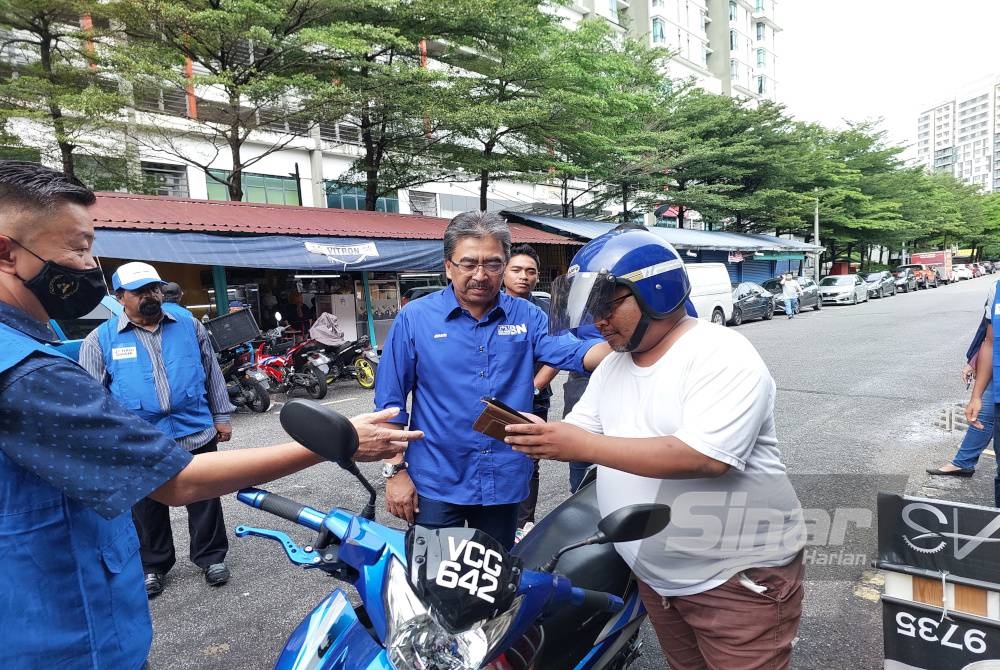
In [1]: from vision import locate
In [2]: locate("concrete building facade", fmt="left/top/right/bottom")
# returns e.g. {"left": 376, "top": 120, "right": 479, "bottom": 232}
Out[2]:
{"left": 917, "top": 75, "right": 1000, "bottom": 192}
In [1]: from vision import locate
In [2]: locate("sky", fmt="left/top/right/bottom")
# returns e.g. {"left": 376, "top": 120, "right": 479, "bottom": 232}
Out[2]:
{"left": 777, "top": 1, "right": 1000, "bottom": 158}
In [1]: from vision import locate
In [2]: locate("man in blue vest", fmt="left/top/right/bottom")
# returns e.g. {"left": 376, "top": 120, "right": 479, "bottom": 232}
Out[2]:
{"left": 0, "top": 160, "right": 422, "bottom": 669}
{"left": 79, "top": 261, "right": 234, "bottom": 598}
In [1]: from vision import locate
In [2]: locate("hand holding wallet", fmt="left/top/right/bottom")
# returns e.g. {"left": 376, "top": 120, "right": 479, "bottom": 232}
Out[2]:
{"left": 473, "top": 397, "right": 531, "bottom": 441}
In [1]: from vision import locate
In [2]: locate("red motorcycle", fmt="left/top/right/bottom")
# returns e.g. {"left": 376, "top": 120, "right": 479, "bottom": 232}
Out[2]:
{"left": 254, "top": 324, "right": 330, "bottom": 399}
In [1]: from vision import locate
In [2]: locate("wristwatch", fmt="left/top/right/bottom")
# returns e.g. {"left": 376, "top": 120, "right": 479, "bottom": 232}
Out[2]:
{"left": 382, "top": 461, "right": 408, "bottom": 479}
{"left": 533, "top": 386, "right": 541, "bottom": 397}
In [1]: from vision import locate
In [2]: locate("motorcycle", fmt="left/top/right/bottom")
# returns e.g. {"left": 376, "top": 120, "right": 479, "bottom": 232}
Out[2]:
{"left": 217, "top": 342, "right": 271, "bottom": 413}
{"left": 236, "top": 400, "right": 671, "bottom": 670}
{"left": 308, "top": 313, "right": 379, "bottom": 389}
{"left": 254, "top": 321, "right": 331, "bottom": 400}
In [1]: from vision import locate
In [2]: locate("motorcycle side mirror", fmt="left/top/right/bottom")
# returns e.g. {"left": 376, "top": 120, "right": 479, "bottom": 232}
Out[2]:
{"left": 278, "top": 400, "right": 378, "bottom": 521}
{"left": 274, "top": 310, "right": 283, "bottom": 323}
{"left": 597, "top": 503, "right": 672, "bottom": 543}
{"left": 540, "top": 503, "right": 671, "bottom": 573}
{"left": 279, "top": 400, "right": 357, "bottom": 467}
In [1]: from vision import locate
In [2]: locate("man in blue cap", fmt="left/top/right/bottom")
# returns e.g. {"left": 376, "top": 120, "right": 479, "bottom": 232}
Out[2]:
{"left": 80, "top": 261, "right": 235, "bottom": 597}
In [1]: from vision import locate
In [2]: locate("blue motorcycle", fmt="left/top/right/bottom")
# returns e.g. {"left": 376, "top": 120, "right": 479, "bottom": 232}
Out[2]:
{"left": 236, "top": 400, "right": 670, "bottom": 670}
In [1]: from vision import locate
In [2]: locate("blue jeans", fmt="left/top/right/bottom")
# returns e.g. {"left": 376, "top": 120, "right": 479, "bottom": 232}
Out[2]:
{"left": 416, "top": 497, "right": 520, "bottom": 549}
{"left": 784, "top": 297, "right": 798, "bottom": 317}
{"left": 954, "top": 385, "right": 995, "bottom": 470}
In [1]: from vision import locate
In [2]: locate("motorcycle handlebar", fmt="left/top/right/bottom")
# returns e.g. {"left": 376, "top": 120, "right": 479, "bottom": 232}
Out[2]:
{"left": 570, "top": 587, "right": 625, "bottom": 614}
{"left": 237, "top": 488, "right": 324, "bottom": 531}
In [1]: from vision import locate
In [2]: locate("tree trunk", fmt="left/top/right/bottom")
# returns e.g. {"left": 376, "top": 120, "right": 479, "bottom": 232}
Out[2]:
{"left": 39, "top": 32, "right": 74, "bottom": 177}
{"left": 621, "top": 182, "right": 629, "bottom": 222}
{"left": 479, "top": 141, "right": 495, "bottom": 211}
{"left": 677, "top": 205, "right": 685, "bottom": 229}
{"left": 227, "top": 137, "right": 244, "bottom": 201}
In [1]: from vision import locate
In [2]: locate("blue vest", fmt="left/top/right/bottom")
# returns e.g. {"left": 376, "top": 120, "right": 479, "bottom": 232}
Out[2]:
{"left": 96, "top": 314, "right": 214, "bottom": 439}
{"left": 0, "top": 322, "right": 150, "bottom": 669}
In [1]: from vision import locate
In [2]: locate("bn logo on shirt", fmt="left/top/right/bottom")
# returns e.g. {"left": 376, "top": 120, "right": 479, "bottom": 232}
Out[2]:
{"left": 497, "top": 323, "right": 528, "bottom": 336}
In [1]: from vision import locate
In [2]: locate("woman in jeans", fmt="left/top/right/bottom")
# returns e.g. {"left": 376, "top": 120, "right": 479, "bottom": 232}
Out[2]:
{"left": 927, "top": 317, "right": 993, "bottom": 477}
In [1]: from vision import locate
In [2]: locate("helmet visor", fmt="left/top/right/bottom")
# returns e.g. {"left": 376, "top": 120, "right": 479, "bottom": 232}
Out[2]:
{"left": 548, "top": 270, "right": 616, "bottom": 335}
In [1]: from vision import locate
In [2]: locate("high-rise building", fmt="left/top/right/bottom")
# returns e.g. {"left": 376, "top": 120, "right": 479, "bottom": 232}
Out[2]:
{"left": 917, "top": 75, "right": 1000, "bottom": 192}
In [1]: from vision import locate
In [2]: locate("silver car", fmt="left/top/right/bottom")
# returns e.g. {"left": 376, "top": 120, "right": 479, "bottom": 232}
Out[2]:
{"left": 819, "top": 274, "right": 869, "bottom": 305}
{"left": 863, "top": 271, "right": 896, "bottom": 298}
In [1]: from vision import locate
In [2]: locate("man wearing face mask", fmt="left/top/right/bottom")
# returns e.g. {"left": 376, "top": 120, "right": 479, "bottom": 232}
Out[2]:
{"left": 0, "top": 161, "right": 423, "bottom": 669}
{"left": 80, "top": 263, "right": 233, "bottom": 598}
{"left": 79, "top": 262, "right": 235, "bottom": 598}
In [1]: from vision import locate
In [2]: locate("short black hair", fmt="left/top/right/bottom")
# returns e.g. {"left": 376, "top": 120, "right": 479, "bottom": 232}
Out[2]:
{"left": 161, "top": 282, "right": 183, "bottom": 303}
{"left": 0, "top": 161, "right": 96, "bottom": 212}
{"left": 509, "top": 243, "right": 540, "bottom": 269}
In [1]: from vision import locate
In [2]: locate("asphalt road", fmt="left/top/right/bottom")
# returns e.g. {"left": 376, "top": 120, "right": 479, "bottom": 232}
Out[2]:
{"left": 147, "top": 274, "right": 997, "bottom": 669}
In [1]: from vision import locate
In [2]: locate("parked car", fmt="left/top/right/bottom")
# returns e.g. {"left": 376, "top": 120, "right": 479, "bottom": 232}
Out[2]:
{"left": 760, "top": 275, "right": 823, "bottom": 313}
{"left": 951, "top": 264, "right": 973, "bottom": 281}
{"left": 971, "top": 263, "right": 984, "bottom": 278}
{"left": 400, "top": 285, "right": 445, "bottom": 306}
{"left": 819, "top": 274, "right": 869, "bottom": 305}
{"left": 863, "top": 271, "right": 896, "bottom": 298}
{"left": 685, "top": 262, "right": 734, "bottom": 325}
{"left": 981, "top": 261, "right": 995, "bottom": 274}
{"left": 894, "top": 263, "right": 939, "bottom": 289}
{"left": 893, "top": 268, "right": 918, "bottom": 292}
{"left": 729, "top": 282, "right": 776, "bottom": 325}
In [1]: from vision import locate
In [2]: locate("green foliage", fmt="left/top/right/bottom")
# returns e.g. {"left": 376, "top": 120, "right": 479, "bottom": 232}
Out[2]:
{"left": 0, "top": 0, "right": 130, "bottom": 183}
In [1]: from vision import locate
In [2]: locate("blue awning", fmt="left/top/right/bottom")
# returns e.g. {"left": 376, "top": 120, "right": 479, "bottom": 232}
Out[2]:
{"left": 502, "top": 212, "right": 823, "bottom": 253}
{"left": 93, "top": 230, "right": 445, "bottom": 271}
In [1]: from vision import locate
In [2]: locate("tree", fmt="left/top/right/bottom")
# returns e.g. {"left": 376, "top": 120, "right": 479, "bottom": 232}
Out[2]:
{"left": 110, "top": 0, "right": 344, "bottom": 202}
{"left": 440, "top": 8, "right": 652, "bottom": 211}
{"left": 0, "top": 0, "right": 129, "bottom": 183}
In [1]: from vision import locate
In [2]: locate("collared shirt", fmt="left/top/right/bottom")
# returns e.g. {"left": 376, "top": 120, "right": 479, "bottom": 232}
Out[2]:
{"left": 79, "top": 309, "right": 233, "bottom": 450}
{"left": 0, "top": 301, "right": 192, "bottom": 668}
{"left": 374, "top": 285, "right": 595, "bottom": 506}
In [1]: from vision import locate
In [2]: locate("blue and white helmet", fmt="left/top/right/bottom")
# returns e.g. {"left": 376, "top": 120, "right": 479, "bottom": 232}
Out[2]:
{"left": 549, "top": 225, "right": 691, "bottom": 335}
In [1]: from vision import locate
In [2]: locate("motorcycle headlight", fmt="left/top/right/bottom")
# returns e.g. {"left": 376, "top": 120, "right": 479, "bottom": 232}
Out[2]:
{"left": 383, "top": 558, "right": 521, "bottom": 670}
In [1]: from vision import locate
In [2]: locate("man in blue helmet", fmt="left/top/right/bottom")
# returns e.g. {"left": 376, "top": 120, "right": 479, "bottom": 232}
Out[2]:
{"left": 506, "top": 225, "right": 806, "bottom": 670}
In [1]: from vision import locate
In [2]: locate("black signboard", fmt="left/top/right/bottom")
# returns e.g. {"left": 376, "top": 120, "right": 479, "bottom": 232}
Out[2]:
{"left": 883, "top": 597, "right": 1000, "bottom": 669}
{"left": 877, "top": 493, "right": 1000, "bottom": 590}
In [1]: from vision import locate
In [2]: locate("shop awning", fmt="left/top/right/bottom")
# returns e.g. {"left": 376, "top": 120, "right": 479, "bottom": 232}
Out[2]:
{"left": 502, "top": 212, "right": 824, "bottom": 253}
{"left": 93, "top": 230, "right": 445, "bottom": 271}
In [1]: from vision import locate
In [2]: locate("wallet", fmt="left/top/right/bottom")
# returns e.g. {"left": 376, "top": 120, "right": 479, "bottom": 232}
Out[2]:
{"left": 473, "top": 401, "right": 530, "bottom": 441}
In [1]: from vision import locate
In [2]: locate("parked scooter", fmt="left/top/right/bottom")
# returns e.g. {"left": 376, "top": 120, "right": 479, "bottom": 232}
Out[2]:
{"left": 308, "top": 312, "right": 379, "bottom": 389}
{"left": 217, "top": 342, "right": 271, "bottom": 413}
{"left": 237, "top": 400, "right": 671, "bottom": 670}
{"left": 254, "top": 316, "right": 330, "bottom": 399}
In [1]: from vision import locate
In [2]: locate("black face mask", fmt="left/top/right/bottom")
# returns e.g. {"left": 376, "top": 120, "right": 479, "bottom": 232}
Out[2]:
{"left": 138, "top": 297, "right": 163, "bottom": 318}
{"left": 11, "top": 238, "right": 108, "bottom": 320}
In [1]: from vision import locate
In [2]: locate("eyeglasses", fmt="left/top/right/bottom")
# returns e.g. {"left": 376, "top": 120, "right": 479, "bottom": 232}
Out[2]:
{"left": 594, "top": 293, "right": 633, "bottom": 320}
{"left": 449, "top": 258, "right": 506, "bottom": 275}
{"left": 130, "top": 284, "right": 163, "bottom": 296}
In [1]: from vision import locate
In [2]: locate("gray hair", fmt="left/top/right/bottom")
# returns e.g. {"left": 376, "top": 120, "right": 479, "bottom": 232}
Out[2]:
{"left": 443, "top": 211, "right": 512, "bottom": 261}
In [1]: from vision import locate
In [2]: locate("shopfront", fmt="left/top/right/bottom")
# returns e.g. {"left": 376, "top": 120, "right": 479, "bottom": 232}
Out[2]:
{"left": 90, "top": 193, "right": 578, "bottom": 348}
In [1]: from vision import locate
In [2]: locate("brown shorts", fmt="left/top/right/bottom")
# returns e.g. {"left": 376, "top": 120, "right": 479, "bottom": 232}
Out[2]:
{"left": 637, "top": 551, "right": 805, "bottom": 670}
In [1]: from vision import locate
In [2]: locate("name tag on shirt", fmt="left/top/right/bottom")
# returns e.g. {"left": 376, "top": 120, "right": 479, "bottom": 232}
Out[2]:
{"left": 994, "top": 304, "right": 1000, "bottom": 316}
{"left": 111, "top": 345, "right": 138, "bottom": 361}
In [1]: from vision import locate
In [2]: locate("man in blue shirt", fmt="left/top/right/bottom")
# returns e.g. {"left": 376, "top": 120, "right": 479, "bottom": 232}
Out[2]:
{"left": 374, "top": 211, "right": 609, "bottom": 548}
{"left": 0, "top": 160, "right": 422, "bottom": 669}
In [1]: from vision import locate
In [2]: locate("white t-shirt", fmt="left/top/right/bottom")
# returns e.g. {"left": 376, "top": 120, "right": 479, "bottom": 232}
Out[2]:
{"left": 565, "top": 320, "right": 805, "bottom": 596}
{"left": 781, "top": 278, "right": 802, "bottom": 298}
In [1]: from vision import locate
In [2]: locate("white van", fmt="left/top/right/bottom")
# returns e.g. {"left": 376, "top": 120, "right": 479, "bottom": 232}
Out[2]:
{"left": 684, "top": 262, "right": 733, "bottom": 325}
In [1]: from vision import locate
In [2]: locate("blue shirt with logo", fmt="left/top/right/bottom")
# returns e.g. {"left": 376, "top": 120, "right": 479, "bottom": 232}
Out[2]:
{"left": 0, "top": 301, "right": 191, "bottom": 668}
{"left": 374, "top": 285, "right": 594, "bottom": 506}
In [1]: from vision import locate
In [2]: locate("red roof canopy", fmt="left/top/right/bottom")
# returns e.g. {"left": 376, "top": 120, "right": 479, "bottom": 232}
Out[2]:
{"left": 91, "top": 192, "right": 577, "bottom": 245}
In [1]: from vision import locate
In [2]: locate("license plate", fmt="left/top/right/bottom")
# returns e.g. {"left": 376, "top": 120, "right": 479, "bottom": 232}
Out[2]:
{"left": 250, "top": 370, "right": 268, "bottom": 382}
{"left": 316, "top": 364, "right": 329, "bottom": 374}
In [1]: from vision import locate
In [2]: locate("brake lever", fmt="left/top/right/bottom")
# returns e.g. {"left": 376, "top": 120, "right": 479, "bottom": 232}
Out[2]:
{"left": 235, "top": 525, "right": 320, "bottom": 567}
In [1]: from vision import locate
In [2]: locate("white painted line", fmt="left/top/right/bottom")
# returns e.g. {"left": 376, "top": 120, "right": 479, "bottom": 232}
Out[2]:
{"left": 985, "top": 449, "right": 996, "bottom": 458}
{"left": 322, "top": 398, "right": 357, "bottom": 405}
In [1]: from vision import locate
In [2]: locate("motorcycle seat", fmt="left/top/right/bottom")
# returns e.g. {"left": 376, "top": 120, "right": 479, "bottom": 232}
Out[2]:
{"left": 332, "top": 341, "right": 354, "bottom": 355}
{"left": 511, "top": 482, "right": 636, "bottom": 669}
{"left": 269, "top": 339, "right": 294, "bottom": 355}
